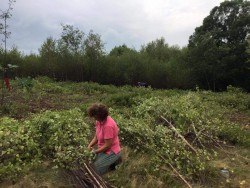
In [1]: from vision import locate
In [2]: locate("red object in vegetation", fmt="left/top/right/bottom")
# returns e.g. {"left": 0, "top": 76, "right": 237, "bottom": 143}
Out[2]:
{"left": 4, "top": 77, "right": 11, "bottom": 91}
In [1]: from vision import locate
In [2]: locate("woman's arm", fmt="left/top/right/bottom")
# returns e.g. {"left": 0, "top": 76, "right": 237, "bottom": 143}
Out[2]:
{"left": 94, "top": 139, "right": 112, "bottom": 154}
{"left": 88, "top": 136, "right": 98, "bottom": 150}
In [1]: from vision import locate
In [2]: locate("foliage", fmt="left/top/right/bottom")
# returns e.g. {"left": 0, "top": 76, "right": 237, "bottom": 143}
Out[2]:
{"left": 111, "top": 93, "right": 222, "bottom": 180}
{"left": 105, "top": 92, "right": 138, "bottom": 107}
{"left": 219, "top": 123, "right": 250, "bottom": 147}
{"left": 26, "top": 109, "right": 94, "bottom": 166}
{"left": 1, "top": 1, "right": 250, "bottom": 91}
{"left": 111, "top": 90, "right": 249, "bottom": 183}
{"left": 84, "top": 30, "right": 105, "bottom": 59}
{"left": 188, "top": 0, "right": 250, "bottom": 91}
{"left": 109, "top": 44, "right": 137, "bottom": 57}
{"left": 39, "top": 37, "right": 58, "bottom": 78}
{"left": 2, "top": 29, "right": 194, "bottom": 90}
{"left": 0, "top": 79, "right": 249, "bottom": 187}
{"left": 198, "top": 86, "right": 250, "bottom": 111}
{"left": 58, "top": 24, "right": 84, "bottom": 55}
{"left": 16, "top": 76, "right": 34, "bottom": 92}
{"left": 141, "top": 37, "right": 175, "bottom": 62}
{"left": 0, "top": 108, "right": 93, "bottom": 181}
{"left": 0, "top": 117, "right": 41, "bottom": 180}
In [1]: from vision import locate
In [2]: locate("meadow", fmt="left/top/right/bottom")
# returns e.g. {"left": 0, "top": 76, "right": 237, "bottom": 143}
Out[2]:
{"left": 0, "top": 77, "right": 249, "bottom": 188}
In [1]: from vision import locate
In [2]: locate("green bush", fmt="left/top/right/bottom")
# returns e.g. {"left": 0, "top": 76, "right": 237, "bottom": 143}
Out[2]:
{"left": 219, "top": 123, "right": 250, "bottom": 147}
{"left": 26, "top": 108, "right": 94, "bottom": 166}
{"left": 16, "top": 77, "right": 34, "bottom": 92}
{"left": 0, "top": 117, "right": 41, "bottom": 180}
{"left": 0, "top": 108, "right": 94, "bottom": 180}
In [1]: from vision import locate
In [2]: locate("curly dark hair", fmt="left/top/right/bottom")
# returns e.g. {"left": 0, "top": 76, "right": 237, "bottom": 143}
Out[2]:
{"left": 87, "top": 103, "right": 109, "bottom": 121}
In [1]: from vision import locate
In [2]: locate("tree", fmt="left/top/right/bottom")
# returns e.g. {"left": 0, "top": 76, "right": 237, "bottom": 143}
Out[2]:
{"left": 188, "top": 0, "right": 250, "bottom": 91}
{"left": 109, "top": 44, "right": 137, "bottom": 57}
{"left": 57, "top": 24, "right": 85, "bottom": 81}
{"left": 20, "top": 53, "right": 40, "bottom": 77}
{"left": 84, "top": 30, "right": 104, "bottom": 60}
{"left": 106, "top": 45, "right": 140, "bottom": 85}
{"left": 83, "top": 30, "right": 105, "bottom": 81}
{"left": 58, "top": 24, "right": 84, "bottom": 55}
{"left": 39, "top": 37, "right": 58, "bottom": 78}
{"left": 140, "top": 37, "right": 171, "bottom": 62}
{"left": 0, "top": 0, "right": 16, "bottom": 105}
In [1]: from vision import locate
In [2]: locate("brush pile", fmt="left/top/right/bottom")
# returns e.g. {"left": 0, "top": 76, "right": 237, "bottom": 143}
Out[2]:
{"left": 66, "top": 162, "right": 115, "bottom": 188}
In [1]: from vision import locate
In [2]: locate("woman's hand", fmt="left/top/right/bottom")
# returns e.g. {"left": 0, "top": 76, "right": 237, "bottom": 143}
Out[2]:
{"left": 87, "top": 145, "right": 93, "bottom": 151}
{"left": 87, "top": 136, "right": 98, "bottom": 151}
{"left": 94, "top": 139, "right": 112, "bottom": 154}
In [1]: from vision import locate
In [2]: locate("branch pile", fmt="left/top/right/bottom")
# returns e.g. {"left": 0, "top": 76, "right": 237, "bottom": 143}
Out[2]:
{"left": 66, "top": 163, "right": 115, "bottom": 188}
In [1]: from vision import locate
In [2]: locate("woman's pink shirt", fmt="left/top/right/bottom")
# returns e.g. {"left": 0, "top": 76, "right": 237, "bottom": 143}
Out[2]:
{"left": 96, "top": 116, "right": 121, "bottom": 155}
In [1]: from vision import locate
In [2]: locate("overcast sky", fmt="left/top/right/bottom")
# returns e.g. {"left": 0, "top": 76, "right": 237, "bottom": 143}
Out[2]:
{"left": 1, "top": 0, "right": 224, "bottom": 54}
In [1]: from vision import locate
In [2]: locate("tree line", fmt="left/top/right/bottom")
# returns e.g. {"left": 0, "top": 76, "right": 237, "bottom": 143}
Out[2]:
{"left": 1, "top": 0, "right": 250, "bottom": 91}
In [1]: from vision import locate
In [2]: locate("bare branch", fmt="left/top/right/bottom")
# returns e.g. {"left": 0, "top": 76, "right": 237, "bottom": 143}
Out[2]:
{"left": 161, "top": 116, "right": 198, "bottom": 154}
{"left": 158, "top": 155, "right": 193, "bottom": 188}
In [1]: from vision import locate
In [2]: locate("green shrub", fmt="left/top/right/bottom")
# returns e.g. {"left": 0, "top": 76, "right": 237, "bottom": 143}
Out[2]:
{"left": 219, "top": 123, "right": 250, "bottom": 147}
{"left": 0, "top": 108, "right": 94, "bottom": 180}
{"left": 105, "top": 92, "right": 138, "bottom": 107}
{"left": 0, "top": 117, "right": 41, "bottom": 180}
{"left": 16, "top": 77, "right": 34, "bottom": 92}
{"left": 26, "top": 108, "right": 94, "bottom": 166}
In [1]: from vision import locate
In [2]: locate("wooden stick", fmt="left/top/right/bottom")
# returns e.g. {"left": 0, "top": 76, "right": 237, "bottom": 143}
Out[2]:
{"left": 161, "top": 116, "right": 197, "bottom": 154}
{"left": 190, "top": 123, "right": 205, "bottom": 148}
{"left": 167, "top": 161, "right": 193, "bottom": 188}
{"left": 83, "top": 163, "right": 105, "bottom": 188}
{"left": 159, "top": 155, "right": 193, "bottom": 188}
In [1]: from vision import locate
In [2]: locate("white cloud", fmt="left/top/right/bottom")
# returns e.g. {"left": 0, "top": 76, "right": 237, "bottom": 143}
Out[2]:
{"left": 1, "top": 0, "right": 224, "bottom": 54}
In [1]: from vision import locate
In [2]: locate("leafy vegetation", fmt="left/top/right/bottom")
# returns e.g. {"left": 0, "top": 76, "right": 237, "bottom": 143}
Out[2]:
{"left": 188, "top": 0, "right": 250, "bottom": 91}
{"left": 0, "top": 78, "right": 249, "bottom": 187}
{"left": 0, "top": 0, "right": 249, "bottom": 187}
{"left": 0, "top": 108, "right": 95, "bottom": 180}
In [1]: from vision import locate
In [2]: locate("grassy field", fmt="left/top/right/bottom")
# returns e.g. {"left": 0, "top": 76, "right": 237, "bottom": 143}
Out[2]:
{"left": 0, "top": 77, "right": 249, "bottom": 188}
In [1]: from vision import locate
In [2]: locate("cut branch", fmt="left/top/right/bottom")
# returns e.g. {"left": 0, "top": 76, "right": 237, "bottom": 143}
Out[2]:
{"left": 66, "top": 162, "right": 115, "bottom": 188}
{"left": 83, "top": 162, "right": 109, "bottom": 188}
{"left": 159, "top": 155, "right": 193, "bottom": 188}
{"left": 190, "top": 123, "right": 205, "bottom": 148}
{"left": 161, "top": 116, "right": 197, "bottom": 154}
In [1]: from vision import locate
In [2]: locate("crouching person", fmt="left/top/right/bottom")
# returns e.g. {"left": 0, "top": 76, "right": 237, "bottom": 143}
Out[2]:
{"left": 87, "top": 103, "right": 121, "bottom": 175}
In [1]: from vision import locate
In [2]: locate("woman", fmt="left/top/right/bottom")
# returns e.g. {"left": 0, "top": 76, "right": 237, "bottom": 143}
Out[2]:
{"left": 87, "top": 103, "right": 121, "bottom": 175}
